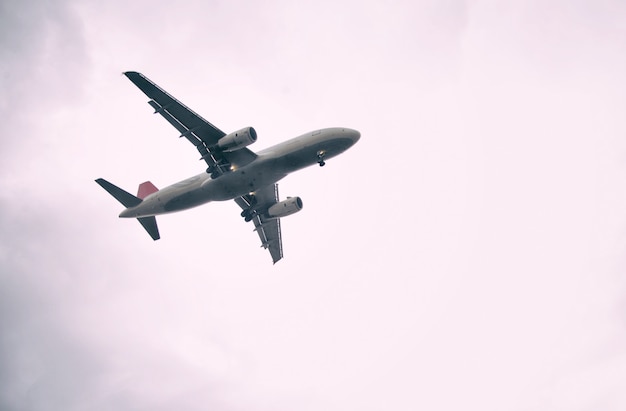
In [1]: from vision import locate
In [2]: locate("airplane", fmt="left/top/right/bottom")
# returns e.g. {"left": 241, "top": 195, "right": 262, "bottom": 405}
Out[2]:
{"left": 96, "top": 72, "right": 360, "bottom": 263}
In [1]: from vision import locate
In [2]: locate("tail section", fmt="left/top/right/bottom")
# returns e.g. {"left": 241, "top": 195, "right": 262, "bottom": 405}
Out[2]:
{"left": 95, "top": 178, "right": 161, "bottom": 241}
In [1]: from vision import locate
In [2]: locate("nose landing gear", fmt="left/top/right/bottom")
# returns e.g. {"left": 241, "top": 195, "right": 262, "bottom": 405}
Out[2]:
{"left": 317, "top": 150, "right": 326, "bottom": 167}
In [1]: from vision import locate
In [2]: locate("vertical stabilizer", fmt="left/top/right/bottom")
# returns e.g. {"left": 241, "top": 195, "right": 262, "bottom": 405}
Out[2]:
{"left": 137, "top": 181, "right": 159, "bottom": 199}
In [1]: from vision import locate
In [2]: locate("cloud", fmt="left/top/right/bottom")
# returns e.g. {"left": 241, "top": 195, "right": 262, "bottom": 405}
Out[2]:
{"left": 0, "top": 0, "right": 89, "bottom": 179}
{"left": 1, "top": 0, "right": 626, "bottom": 410}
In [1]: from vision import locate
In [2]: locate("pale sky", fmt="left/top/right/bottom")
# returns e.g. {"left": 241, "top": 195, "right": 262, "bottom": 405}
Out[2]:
{"left": 1, "top": 0, "right": 626, "bottom": 410}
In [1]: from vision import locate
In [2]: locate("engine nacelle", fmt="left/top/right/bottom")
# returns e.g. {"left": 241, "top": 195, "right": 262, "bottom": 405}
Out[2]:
{"left": 217, "top": 127, "right": 257, "bottom": 151}
{"left": 267, "top": 197, "right": 303, "bottom": 218}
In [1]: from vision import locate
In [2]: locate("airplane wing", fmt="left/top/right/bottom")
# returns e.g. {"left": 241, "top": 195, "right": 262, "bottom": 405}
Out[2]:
{"left": 124, "top": 71, "right": 256, "bottom": 172}
{"left": 234, "top": 184, "right": 283, "bottom": 264}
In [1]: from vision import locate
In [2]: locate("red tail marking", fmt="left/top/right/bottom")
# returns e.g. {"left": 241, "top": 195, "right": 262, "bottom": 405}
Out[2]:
{"left": 137, "top": 181, "right": 159, "bottom": 199}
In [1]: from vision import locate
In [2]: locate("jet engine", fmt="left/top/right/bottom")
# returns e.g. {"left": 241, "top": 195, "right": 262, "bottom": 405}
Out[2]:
{"left": 267, "top": 197, "right": 303, "bottom": 218}
{"left": 217, "top": 127, "right": 257, "bottom": 151}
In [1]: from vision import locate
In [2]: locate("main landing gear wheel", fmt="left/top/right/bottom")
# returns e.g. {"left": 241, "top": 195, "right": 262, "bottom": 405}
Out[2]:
{"left": 241, "top": 209, "right": 256, "bottom": 222}
{"left": 206, "top": 167, "right": 220, "bottom": 179}
{"left": 317, "top": 150, "right": 326, "bottom": 167}
{"left": 240, "top": 196, "right": 257, "bottom": 222}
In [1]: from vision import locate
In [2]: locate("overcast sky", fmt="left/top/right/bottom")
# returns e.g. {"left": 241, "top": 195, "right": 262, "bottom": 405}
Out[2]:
{"left": 1, "top": 0, "right": 626, "bottom": 410}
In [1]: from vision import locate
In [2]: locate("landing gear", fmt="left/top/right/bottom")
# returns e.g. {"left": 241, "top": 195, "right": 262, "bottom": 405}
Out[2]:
{"left": 241, "top": 208, "right": 257, "bottom": 222}
{"left": 206, "top": 170, "right": 219, "bottom": 179}
{"left": 206, "top": 166, "right": 219, "bottom": 179}
{"left": 317, "top": 150, "right": 326, "bottom": 167}
{"left": 206, "top": 160, "right": 231, "bottom": 179}
{"left": 240, "top": 196, "right": 257, "bottom": 222}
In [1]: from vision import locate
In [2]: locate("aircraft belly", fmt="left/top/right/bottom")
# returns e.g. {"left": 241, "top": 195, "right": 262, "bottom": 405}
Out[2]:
{"left": 162, "top": 189, "right": 211, "bottom": 212}
{"left": 202, "top": 164, "right": 286, "bottom": 200}
{"left": 160, "top": 166, "right": 286, "bottom": 211}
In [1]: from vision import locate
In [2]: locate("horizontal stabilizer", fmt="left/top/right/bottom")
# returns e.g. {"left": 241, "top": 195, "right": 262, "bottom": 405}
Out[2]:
{"left": 138, "top": 216, "right": 160, "bottom": 240}
{"left": 95, "top": 178, "right": 141, "bottom": 208}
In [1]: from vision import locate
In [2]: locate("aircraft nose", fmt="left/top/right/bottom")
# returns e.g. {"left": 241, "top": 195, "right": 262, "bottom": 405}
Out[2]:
{"left": 344, "top": 128, "right": 361, "bottom": 144}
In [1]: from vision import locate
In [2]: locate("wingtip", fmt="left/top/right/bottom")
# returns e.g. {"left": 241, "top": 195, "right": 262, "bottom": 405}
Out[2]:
{"left": 123, "top": 71, "right": 140, "bottom": 78}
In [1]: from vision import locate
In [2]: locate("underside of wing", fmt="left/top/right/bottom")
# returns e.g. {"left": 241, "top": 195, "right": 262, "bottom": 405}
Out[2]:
{"left": 234, "top": 184, "right": 283, "bottom": 264}
{"left": 123, "top": 71, "right": 256, "bottom": 173}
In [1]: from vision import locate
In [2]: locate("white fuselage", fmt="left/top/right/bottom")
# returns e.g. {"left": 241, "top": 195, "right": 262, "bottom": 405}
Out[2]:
{"left": 119, "top": 127, "right": 360, "bottom": 218}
